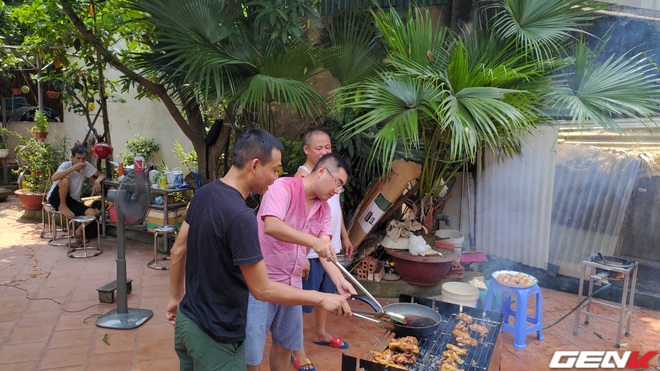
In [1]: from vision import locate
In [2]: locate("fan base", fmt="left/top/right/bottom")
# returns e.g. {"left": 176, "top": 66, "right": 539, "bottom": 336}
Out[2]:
{"left": 96, "top": 308, "right": 153, "bottom": 329}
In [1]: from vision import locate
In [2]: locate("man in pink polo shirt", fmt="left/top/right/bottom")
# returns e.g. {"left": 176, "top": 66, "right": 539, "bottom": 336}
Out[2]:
{"left": 246, "top": 153, "right": 357, "bottom": 371}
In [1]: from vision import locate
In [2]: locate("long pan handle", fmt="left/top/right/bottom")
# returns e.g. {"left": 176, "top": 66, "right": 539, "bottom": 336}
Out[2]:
{"left": 352, "top": 313, "right": 395, "bottom": 331}
{"left": 331, "top": 258, "right": 383, "bottom": 313}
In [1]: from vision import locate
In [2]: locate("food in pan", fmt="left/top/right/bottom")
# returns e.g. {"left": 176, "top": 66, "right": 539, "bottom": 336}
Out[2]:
{"left": 371, "top": 349, "right": 401, "bottom": 368}
{"left": 389, "top": 336, "right": 420, "bottom": 354}
{"left": 445, "top": 343, "right": 468, "bottom": 356}
{"left": 442, "top": 349, "right": 465, "bottom": 364}
{"left": 495, "top": 272, "right": 535, "bottom": 286}
{"left": 454, "top": 322, "right": 468, "bottom": 333}
{"left": 372, "top": 335, "right": 420, "bottom": 369}
{"left": 469, "top": 323, "right": 489, "bottom": 336}
{"left": 455, "top": 333, "right": 478, "bottom": 347}
{"left": 392, "top": 352, "right": 417, "bottom": 365}
{"left": 452, "top": 328, "right": 478, "bottom": 347}
{"left": 438, "top": 312, "right": 493, "bottom": 370}
{"left": 457, "top": 312, "right": 473, "bottom": 324}
{"left": 437, "top": 357, "right": 464, "bottom": 371}
{"left": 451, "top": 327, "right": 469, "bottom": 338}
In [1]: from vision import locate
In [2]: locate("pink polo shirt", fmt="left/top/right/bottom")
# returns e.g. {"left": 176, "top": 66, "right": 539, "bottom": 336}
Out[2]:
{"left": 257, "top": 177, "right": 331, "bottom": 288}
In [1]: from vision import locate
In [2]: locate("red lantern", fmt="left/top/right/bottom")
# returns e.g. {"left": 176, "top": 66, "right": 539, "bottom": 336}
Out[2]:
{"left": 92, "top": 142, "right": 113, "bottom": 160}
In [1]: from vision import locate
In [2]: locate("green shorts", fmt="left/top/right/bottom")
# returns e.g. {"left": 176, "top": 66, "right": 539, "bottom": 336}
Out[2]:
{"left": 174, "top": 309, "right": 246, "bottom": 370}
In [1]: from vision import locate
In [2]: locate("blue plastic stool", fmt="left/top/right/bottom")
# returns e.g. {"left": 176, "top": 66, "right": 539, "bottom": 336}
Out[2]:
{"left": 483, "top": 280, "right": 544, "bottom": 349}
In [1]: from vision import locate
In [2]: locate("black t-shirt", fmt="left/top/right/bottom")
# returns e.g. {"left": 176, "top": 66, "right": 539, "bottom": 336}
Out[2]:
{"left": 179, "top": 180, "right": 263, "bottom": 343}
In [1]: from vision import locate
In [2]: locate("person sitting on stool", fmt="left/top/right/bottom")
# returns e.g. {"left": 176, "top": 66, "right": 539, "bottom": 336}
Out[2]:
{"left": 47, "top": 144, "right": 105, "bottom": 244}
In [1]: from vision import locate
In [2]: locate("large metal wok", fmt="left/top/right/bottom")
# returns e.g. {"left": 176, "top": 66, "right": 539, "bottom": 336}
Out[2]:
{"left": 332, "top": 259, "right": 442, "bottom": 338}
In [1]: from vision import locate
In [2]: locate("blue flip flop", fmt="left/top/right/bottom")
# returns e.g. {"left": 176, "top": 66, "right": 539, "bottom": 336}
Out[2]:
{"left": 313, "top": 336, "right": 349, "bottom": 349}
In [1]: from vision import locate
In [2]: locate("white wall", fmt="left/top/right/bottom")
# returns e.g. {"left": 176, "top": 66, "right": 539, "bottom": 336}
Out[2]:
{"left": 45, "top": 66, "right": 194, "bottom": 171}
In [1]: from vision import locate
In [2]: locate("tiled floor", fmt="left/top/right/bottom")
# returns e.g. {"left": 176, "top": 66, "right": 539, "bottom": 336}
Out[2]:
{"left": 1, "top": 194, "right": 659, "bottom": 371}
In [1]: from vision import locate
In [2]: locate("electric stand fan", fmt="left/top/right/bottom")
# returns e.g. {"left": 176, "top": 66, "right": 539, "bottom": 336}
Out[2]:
{"left": 97, "top": 171, "right": 153, "bottom": 329}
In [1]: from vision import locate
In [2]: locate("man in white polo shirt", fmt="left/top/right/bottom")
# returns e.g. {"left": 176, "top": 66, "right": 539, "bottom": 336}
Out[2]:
{"left": 47, "top": 144, "right": 105, "bottom": 242}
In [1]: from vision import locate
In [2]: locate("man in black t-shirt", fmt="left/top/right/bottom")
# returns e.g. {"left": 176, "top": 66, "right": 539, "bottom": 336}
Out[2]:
{"left": 166, "top": 129, "right": 352, "bottom": 370}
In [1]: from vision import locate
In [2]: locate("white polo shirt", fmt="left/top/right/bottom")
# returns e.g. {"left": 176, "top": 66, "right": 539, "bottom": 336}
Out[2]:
{"left": 47, "top": 161, "right": 97, "bottom": 201}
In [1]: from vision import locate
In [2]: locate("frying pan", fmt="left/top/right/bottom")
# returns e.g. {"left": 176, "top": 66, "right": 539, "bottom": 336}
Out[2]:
{"left": 351, "top": 295, "right": 443, "bottom": 338}
{"left": 332, "top": 259, "right": 442, "bottom": 338}
{"left": 593, "top": 253, "right": 635, "bottom": 268}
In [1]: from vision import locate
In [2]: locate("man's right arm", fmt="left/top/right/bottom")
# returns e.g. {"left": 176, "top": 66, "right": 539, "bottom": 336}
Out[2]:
{"left": 263, "top": 216, "right": 336, "bottom": 260}
{"left": 240, "top": 261, "right": 352, "bottom": 317}
{"left": 51, "top": 162, "right": 84, "bottom": 182}
{"left": 166, "top": 221, "right": 188, "bottom": 325}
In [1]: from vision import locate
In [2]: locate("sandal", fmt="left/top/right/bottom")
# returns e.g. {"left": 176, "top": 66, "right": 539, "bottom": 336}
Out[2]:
{"left": 291, "top": 355, "right": 316, "bottom": 371}
{"left": 313, "top": 336, "right": 349, "bottom": 349}
{"left": 75, "top": 235, "right": 90, "bottom": 244}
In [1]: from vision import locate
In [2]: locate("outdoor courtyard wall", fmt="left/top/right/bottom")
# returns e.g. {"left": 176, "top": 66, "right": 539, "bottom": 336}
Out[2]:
{"left": 64, "top": 67, "right": 193, "bottom": 170}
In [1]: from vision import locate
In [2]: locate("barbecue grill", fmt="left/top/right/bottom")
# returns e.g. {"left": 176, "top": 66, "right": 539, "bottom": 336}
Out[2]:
{"left": 342, "top": 294, "right": 504, "bottom": 371}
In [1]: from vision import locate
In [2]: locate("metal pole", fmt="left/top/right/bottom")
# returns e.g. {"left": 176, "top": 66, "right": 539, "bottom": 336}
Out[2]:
{"left": 116, "top": 216, "right": 128, "bottom": 314}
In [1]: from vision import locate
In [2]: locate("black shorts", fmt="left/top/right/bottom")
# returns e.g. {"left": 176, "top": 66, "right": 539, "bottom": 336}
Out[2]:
{"left": 48, "top": 184, "right": 98, "bottom": 238}
{"left": 48, "top": 184, "right": 90, "bottom": 216}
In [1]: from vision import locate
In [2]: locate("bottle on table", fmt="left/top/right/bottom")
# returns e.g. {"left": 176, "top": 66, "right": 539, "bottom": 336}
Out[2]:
{"left": 133, "top": 154, "right": 145, "bottom": 173}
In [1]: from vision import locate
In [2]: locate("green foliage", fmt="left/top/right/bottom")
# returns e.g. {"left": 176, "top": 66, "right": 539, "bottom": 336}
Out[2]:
{"left": 334, "top": 2, "right": 660, "bottom": 202}
{"left": 120, "top": 134, "right": 160, "bottom": 166}
{"left": 278, "top": 138, "right": 304, "bottom": 176}
{"left": 246, "top": 0, "right": 319, "bottom": 44}
{"left": 172, "top": 140, "right": 198, "bottom": 173}
{"left": 3, "top": 0, "right": 136, "bottom": 132}
{"left": 125, "top": 0, "right": 328, "bottom": 133}
{"left": 32, "top": 109, "right": 49, "bottom": 132}
{"left": 5, "top": 129, "right": 67, "bottom": 193}
{"left": 326, "top": 123, "right": 378, "bottom": 221}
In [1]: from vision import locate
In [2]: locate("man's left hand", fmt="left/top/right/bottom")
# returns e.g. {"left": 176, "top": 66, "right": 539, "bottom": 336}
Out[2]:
{"left": 342, "top": 238, "right": 354, "bottom": 258}
{"left": 302, "top": 259, "right": 310, "bottom": 280}
{"left": 93, "top": 179, "right": 102, "bottom": 194}
{"left": 336, "top": 278, "right": 357, "bottom": 298}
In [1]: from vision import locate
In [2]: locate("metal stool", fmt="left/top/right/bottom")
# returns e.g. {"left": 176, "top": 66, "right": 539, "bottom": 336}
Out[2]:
{"left": 573, "top": 257, "right": 638, "bottom": 348}
{"left": 40, "top": 202, "right": 53, "bottom": 239}
{"left": 67, "top": 215, "right": 102, "bottom": 258}
{"left": 42, "top": 203, "right": 71, "bottom": 246}
{"left": 484, "top": 280, "right": 544, "bottom": 349}
{"left": 147, "top": 225, "right": 177, "bottom": 270}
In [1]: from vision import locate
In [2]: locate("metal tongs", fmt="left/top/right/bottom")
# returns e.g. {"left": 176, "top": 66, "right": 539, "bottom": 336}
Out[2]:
{"left": 331, "top": 258, "right": 408, "bottom": 326}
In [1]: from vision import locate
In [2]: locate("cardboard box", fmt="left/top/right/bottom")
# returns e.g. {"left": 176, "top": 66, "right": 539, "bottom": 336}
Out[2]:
{"left": 146, "top": 208, "right": 186, "bottom": 232}
{"left": 347, "top": 159, "right": 421, "bottom": 247}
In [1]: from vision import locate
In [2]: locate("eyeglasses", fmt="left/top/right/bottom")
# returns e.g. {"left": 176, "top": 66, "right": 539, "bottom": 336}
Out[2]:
{"left": 325, "top": 167, "right": 345, "bottom": 194}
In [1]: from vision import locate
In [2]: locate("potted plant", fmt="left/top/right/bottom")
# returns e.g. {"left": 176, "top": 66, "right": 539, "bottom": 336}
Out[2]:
{"left": 0, "top": 141, "right": 8, "bottom": 159}
{"left": 120, "top": 134, "right": 160, "bottom": 167}
{"left": 5, "top": 129, "right": 66, "bottom": 210}
{"left": 31, "top": 110, "right": 49, "bottom": 139}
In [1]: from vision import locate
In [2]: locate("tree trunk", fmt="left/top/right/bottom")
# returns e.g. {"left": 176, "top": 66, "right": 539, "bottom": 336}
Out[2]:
{"left": 450, "top": 0, "right": 474, "bottom": 32}
{"left": 60, "top": 0, "right": 228, "bottom": 185}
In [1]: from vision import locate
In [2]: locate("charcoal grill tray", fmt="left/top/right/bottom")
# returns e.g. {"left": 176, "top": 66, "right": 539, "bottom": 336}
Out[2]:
{"left": 342, "top": 294, "right": 503, "bottom": 371}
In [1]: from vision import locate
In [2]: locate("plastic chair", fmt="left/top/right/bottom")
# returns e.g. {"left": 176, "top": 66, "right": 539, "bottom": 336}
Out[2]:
{"left": 483, "top": 279, "right": 544, "bottom": 349}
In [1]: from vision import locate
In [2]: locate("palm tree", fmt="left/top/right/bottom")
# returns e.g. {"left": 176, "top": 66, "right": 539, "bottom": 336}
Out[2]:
{"left": 54, "top": 0, "right": 326, "bottom": 181}
{"left": 125, "top": 0, "right": 329, "bottom": 136}
{"left": 333, "top": 0, "right": 660, "bottom": 207}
